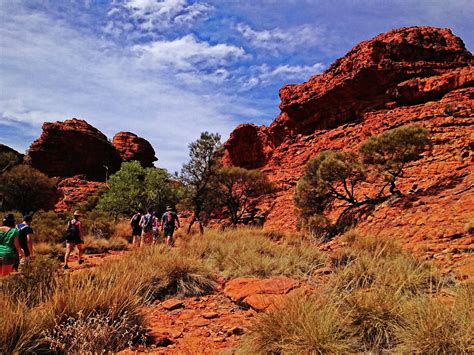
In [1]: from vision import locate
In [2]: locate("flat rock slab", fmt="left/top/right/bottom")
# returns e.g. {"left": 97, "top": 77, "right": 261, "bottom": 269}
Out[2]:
{"left": 223, "top": 277, "right": 301, "bottom": 311}
{"left": 162, "top": 298, "right": 184, "bottom": 311}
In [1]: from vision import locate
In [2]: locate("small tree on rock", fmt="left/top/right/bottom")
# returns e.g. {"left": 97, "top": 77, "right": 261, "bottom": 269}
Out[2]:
{"left": 359, "top": 125, "right": 430, "bottom": 196}
{"left": 216, "top": 167, "right": 274, "bottom": 225}
{"left": 180, "top": 132, "right": 222, "bottom": 234}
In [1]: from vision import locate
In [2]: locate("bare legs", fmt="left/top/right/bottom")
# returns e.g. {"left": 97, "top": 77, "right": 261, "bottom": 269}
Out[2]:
{"left": 64, "top": 243, "right": 84, "bottom": 268}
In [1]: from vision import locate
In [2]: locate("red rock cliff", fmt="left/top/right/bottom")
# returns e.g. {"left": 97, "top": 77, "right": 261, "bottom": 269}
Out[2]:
{"left": 223, "top": 26, "right": 473, "bottom": 272}
{"left": 29, "top": 119, "right": 122, "bottom": 181}
{"left": 112, "top": 132, "right": 157, "bottom": 167}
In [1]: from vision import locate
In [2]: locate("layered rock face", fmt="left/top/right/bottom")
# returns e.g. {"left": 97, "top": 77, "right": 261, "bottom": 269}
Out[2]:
{"left": 223, "top": 26, "right": 472, "bottom": 168}
{"left": 29, "top": 119, "right": 122, "bottom": 181}
{"left": 112, "top": 132, "right": 157, "bottom": 167}
{"left": 223, "top": 26, "right": 473, "bottom": 272}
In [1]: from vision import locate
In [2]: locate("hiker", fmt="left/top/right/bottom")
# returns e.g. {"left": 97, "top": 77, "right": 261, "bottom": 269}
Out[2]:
{"left": 139, "top": 208, "right": 156, "bottom": 247}
{"left": 64, "top": 210, "right": 84, "bottom": 269}
{"left": 17, "top": 215, "right": 34, "bottom": 262}
{"left": 152, "top": 211, "right": 161, "bottom": 245}
{"left": 0, "top": 214, "right": 24, "bottom": 277}
{"left": 130, "top": 209, "right": 143, "bottom": 248}
{"left": 161, "top": 206, "right": 180, "bottom": 247}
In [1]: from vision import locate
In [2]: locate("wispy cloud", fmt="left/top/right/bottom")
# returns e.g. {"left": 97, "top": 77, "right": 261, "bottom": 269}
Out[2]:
{"left": 106, "top": 0, "right": 212, "bottom": 38}
{"left": 240, "top": 63, "right": 325, "bottom": 90}
{"left": 132, "top": 34, "right": 248, "bottom": 71}
{"left": 236, "top": 23, "right": 326, "bottom": 54}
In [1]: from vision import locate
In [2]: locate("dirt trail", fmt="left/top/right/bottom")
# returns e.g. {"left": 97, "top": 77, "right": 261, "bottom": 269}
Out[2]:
{"left": 65, "top": 247, "right": 253, "bottom": 354}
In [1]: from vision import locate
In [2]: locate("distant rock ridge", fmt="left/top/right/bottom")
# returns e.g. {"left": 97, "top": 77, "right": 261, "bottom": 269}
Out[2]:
{"left": 222, "top": 26, "right": 473, "bottom": 273}
{"left": 0, "top": 144, "right": 24, "bottom": 161}
{"left": 29, "top": 118, "right": 157, "bottom": 181}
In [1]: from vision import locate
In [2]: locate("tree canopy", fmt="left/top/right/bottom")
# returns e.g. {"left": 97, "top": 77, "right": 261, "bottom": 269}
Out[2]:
{"left": 179, "top": 132, "right": 222, "bottom": 233}
{"left": 216, "top": 166, "right": 274, "bottom": 225}
{"left": 97, "top": 161, "right": 180, "bottom": 216}
{"left": 0, "top": 164, "right": 57, "bottom": 214}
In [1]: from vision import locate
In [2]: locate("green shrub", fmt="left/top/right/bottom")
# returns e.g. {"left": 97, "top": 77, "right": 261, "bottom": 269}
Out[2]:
{"left": 0, "top": 164, "right": 57, "bottom": 214}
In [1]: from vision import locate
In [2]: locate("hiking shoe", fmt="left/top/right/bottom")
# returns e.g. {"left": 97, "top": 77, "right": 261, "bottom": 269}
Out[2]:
{"left": 78, "top": 259, "right": 85, "bottom": 265}
{"left": 64, "top": 265, "right": 70, "bottom": 270}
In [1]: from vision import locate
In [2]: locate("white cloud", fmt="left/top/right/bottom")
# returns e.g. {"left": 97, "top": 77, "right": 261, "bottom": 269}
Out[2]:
{"left": 241, "top": 63, "right": 325, "bottom": 90}
{"left": 0, "top": 6, "right": 262, "bottom": 172}
{"left": 132, "top": 34, "right": 247, "bottom": 70}
{"left": 107, "top": 0, "right": 212, "bottom": 37}
{"left": 237, "top": 23, "right": 326, "bottom": 53}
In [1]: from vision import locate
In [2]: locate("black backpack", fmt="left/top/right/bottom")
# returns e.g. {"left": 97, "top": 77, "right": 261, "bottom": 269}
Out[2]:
{"left": 65, "top": 222, "right": 79, "bottom": 240}
{"left": 131, "top": 214, "right": 141, "bottom": 228}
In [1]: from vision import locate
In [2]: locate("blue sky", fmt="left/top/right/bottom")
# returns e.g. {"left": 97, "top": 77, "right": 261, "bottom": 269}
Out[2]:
{"left": 1, "top": 0, "right": 472, "bottom": 173}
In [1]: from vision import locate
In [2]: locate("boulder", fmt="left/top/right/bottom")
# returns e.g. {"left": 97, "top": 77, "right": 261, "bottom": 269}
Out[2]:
{"left": 29, "top": 119, "right": 122, "bottom": 181}
{"left": 112, "top": 131, "right": 157, "bottom": 167}
{"left": 224, "top": 277, "right": 300, "bottom": 311}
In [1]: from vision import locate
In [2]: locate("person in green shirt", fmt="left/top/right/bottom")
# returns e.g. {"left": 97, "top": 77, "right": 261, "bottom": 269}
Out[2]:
{"left": 0, "top": 213, "right": 24, "bottom": 277}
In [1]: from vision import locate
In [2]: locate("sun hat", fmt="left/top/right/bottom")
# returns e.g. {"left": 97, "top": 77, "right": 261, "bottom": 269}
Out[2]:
{"left": 166, "top": 206, "right": 173, "bottom": 211}
{"left": 73, "top": 210, "right": 81, "bottom": 216}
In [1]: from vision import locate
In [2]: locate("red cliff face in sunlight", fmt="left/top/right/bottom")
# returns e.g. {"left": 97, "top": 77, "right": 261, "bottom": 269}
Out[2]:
{"left": 112, "top": 132, "right": 157, "bottom": 168}
{"left": 223, "top": 26, "right": 473, "bottom": 269}
{"left": 29, "top": 118, "right": 122, "bottom": 181}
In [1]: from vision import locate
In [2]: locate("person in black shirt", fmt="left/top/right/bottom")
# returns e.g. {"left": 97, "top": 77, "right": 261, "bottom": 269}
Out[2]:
{"left": 17, "top": 215, "right": 34, "bottom": 260}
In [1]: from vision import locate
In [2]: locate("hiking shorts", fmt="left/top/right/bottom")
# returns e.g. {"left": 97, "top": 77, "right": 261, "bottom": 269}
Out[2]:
{"left": 132, "top": 226, "right": 142, "bottom": 236}
{"left": 65, "top": 236, "right": 83, "bottom": 245}
{"left": 163, "top": 226, "right": 175, "bottom": 237}
{"left": 0, "top": 255, "right": 17, "bottom": 266}
{"left": 19, "top": 238, "right": 30, "bottom": 257}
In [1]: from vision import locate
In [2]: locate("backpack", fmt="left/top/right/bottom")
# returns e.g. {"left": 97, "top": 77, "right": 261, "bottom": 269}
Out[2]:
{"left": 142, "top": 215, "right": 153, "bottom": 232}
{"left": 131, "top": 214, "right": 141, "bottom": 228}
{"left": 163, "top": 212, "right": 175, "bottom": 228}
{"left": 65, "top": 221, "right": 79, "bottom": 240}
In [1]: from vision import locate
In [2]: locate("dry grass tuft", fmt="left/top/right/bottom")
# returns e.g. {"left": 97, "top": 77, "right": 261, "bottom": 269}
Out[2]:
{"left": 183, "top": 228, "right": 326, "bottom": 279}
{"left": 241, "top": 291, "right": 355, "bottom": 354}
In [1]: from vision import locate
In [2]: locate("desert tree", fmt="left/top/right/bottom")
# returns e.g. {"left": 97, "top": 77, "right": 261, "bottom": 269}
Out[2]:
{"left": 216, "top": 167, "right": 274, "bottom": 225}
{"left": 0, "top": 164, "right": 57, "bottom": 214}
{"left": 97, "top": 161, "right": 180, "bottom": 216}
{"left": 295, "top": 124, "right": 430, "bottom": 238}
{"left": 180, "top": 132, "right": 222, "bottom": 234}
{"left": 359, "top": 125, "right": 430, "bottom": 196}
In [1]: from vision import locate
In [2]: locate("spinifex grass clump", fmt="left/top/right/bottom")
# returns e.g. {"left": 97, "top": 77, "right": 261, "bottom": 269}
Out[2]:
{"left": 183, "top": 228, "right": 326, "bottom": 279}
{"left": 241, "top": 232, "right": 473, "bottom": 353}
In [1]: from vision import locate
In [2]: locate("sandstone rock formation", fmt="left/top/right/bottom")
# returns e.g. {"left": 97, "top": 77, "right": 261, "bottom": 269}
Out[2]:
{"left": 29, "top": 119, "right": 122, "bottom": 181}
{"left": 223, "top": 26, "right": 473, "bottom": 270}
{"left": 112, "top": 132, "right": 157, "bottom": 167}
{"left": 54, "top": 175, "right": 105, "bottom": 211}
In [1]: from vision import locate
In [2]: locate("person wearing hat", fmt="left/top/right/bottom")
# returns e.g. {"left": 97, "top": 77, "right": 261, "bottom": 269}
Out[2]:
{"left": 161, "top": 206, "right": 180, "bottom": 247}
{"left": 64, "top": 210, "right": 84, "bottom": 269}
{"left": 0, "top": 213, "right": 24, "bottom": 277}
{"left": 17, "top": 215, "right": 34, "bottom": 262}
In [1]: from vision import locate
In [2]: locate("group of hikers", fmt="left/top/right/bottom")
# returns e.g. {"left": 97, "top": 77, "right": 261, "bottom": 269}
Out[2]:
{"left": 0, "top": 206, "right": 180, "bottom": 277}
{"left": 130, "top": 206, "right": 181, "bottom": 248}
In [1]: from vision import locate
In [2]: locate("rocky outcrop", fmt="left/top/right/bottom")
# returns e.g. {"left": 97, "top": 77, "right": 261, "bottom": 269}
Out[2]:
{"left": 54, "top": 175, "right": 105, "bottom": 211}
{"left": 29, "top": 119, "right": 122, "bottom": 181}
{"left": 223, "top": 26, "right": 472, "bottom": 168}
{"left": 112, "top": 132, "right": 157, "bottom": 167}
{"left": 223, "top": 26, "right": 473, "bottom": 269}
